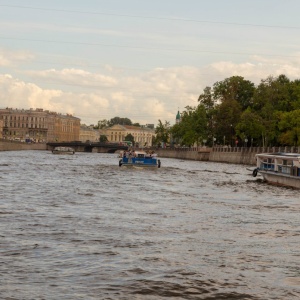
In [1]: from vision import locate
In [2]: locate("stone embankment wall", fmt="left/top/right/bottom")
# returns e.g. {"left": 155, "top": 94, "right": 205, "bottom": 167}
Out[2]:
{"left": 156, "top": 146, "right": 300, "bottom": 166}
{"left": 156, "top": 148, "right": 211, "bottom": 161}
{"left": 210, "top": 147, "right": 257, "bottom": 165}
{"left": 0, "top": 140, "right": 47, "bottom": 151}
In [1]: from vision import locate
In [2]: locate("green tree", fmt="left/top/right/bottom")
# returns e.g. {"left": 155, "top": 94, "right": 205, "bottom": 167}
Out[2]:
{"left": 99, "top": 135, "right": 108, "bottom": 142}
{"left": 251, "top": 75, "right": 293, "bottom": 146}
{"left": 235, "top": 108, "right": 264, "bottom": 145}
{"left": 213, "top": 76, "right": 255, "bottom": 110}
{"left": 124, "top": 133, "right": 134, "bottom": 145}
{"left": 253, "top": 75, "right": 292, "bottom": 113}
{"left": 278, "top": 109, "right": 300, "bottom": 146}
{"left": 95, "top": 119, "right": 109, "bottom": 129}
{"left": 289, "top": 79, "right": 300, "bottom": 110}
{"left": 198, "top": 86, "right": 215, "bottom": 111}
{"left": 171, "top": 105, "right": 207, "bottom": 146}
{"left": 214, "top": 99, "right": 242, "bottom": 146}
{"left": 154, "top": 120, "right": 170, "bottom": 146}
{"left": 173, "top": 106, "right": 196, "bottom": 146}
{"left": 198, "top": 86, "right": 216, "bottom": 141}
{"left": 109, "top": 117, "right": 132, "bottom": 126}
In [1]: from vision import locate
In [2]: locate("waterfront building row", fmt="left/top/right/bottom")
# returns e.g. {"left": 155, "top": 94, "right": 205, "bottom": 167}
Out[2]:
{"left": 0, "top": 108, "right": 156, "bottom": 145}
{"left": 0, "top": 108, "right": 80, "bottom": 142}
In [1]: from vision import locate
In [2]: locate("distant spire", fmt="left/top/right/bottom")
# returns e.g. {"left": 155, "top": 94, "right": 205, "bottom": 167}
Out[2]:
{"left": 176, "top": 110, "right": 181, "bottom": 124}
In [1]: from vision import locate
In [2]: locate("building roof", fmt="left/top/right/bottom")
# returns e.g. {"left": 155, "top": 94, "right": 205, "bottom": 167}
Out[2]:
{"left": 176, "top": 111, "right": 181, "bottom": 120}
{"left": 109, "top": 124, "right": 154, "bottom": 132}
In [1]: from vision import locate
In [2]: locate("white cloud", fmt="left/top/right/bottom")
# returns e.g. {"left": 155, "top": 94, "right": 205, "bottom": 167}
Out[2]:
{"left": 28, "top": 68, "right": 118, "bottom": 87}
{"left": 0, "top": 48, "right": 35, "bottom": 67}
{"left": 2, "top": 56, "right": 300, "bottom": 125}
{"left": 209, "top": 55, "right": 300, "bottom": 84}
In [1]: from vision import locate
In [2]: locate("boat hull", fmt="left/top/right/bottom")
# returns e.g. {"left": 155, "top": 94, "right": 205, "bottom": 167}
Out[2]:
{"left": 254, "top": 152, "right": 300, "bottom": 189}
{"left": 260, "top": 170, "right": 300, "bottom": 189}
{"left": 52, "top": 147, "right": 75, "bottom": 155}
{"left": 119, "top": 158, "right": 161, "bottom": 168}
{"left": 52, "top": 151, "right": 74, "bottom": 155}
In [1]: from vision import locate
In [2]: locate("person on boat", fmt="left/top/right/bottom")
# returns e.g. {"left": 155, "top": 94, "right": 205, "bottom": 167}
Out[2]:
{"left": 128, "top": 150, "right": 133, "bottom": 163}
{"left": 151, "top": 150, "right": 157, "bottom": 158}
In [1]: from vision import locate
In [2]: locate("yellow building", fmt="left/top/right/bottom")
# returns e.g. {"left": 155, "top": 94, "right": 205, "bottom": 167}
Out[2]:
{"left": 102, "top": 124, "right": 155, "bottom": 146}
{"left": 0, "top": 108, "right": 80, "bottom": 142}
{"left": 79, "top": 125, "right": 100, "bottom": 142}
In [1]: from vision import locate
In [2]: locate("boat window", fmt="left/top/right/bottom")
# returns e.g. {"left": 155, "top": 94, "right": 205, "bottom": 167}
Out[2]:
{"left": 283, "top": 159, "right": 292, "bottom": 166}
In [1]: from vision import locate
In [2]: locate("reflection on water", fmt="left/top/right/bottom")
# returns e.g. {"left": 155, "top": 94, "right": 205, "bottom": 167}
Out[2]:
{"left": 0, "top": 151, "right": 299, "bottom": 299}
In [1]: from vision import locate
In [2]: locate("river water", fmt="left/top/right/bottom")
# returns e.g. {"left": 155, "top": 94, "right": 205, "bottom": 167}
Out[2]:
{"left": 0, "top": 150, "right": 299, "bottom": 300}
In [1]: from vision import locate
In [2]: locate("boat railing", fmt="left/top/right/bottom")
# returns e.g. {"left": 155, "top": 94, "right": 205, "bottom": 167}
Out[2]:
{"left": 262, "top": 163, "right": 298, "bottom": 176}
{"left": 122, "top": 156, "right": 156, "bottom": 163}
{"left": 260, "top": 162, "right": 275, "bottom": 171}
{"left": 279, "top": 165, "right": 291, "bottom": 174}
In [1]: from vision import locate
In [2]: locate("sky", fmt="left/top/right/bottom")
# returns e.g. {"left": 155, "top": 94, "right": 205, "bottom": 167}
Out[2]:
{"left": 1, "top": 0, "right": 300, "bottom": 126}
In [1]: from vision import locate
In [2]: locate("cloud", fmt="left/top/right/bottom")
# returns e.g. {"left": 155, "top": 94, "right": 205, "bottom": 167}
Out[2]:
{"left": 28, "top": 68, "right": 118, "bottom": 87}
{"left": 0, "top": 48, "right": 35, "bottom": 67}
{"left": 208, "top": 55, "right": 300, "bottom": 84}
{"left": 0, "top": 74, "right": 62, "bottom": 110}
{"left": 2, "top": 56, "right": 300, "bottom": 126}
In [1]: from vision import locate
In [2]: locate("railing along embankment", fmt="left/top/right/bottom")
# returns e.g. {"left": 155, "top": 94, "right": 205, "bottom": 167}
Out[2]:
{"left": 211, "top": 146, "right": 300, "bottom": 165}
{"left": 156, "top": 146, "right": 300, "bottom": 165}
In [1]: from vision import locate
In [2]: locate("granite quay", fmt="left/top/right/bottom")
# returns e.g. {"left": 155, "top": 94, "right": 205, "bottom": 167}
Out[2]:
{"left": 155, "top": 146, "right": 300, "bottom": 166}
{"left": 0, "top": 139, "right": 46, "bottom": 151}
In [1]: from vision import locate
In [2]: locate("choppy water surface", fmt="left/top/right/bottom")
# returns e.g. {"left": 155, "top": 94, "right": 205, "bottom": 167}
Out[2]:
{"left": 0, "top": 150, "right": 299, "bottom": 300}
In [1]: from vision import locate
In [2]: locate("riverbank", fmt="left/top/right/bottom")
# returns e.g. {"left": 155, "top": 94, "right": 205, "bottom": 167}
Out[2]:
{"left": 1, "top": 140, "right": 299, "bottom": 166}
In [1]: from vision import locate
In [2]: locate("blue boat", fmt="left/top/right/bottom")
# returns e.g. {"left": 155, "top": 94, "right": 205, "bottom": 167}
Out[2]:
{"left": 119, "top": 151, "right": 161, "bottom": 168}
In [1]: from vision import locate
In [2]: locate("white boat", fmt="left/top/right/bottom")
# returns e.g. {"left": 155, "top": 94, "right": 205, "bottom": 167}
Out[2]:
{"left": 52, "top": 146, "right": 75, "bottom": 155}
{"left": 253, "top": 152, "right": 300, "bottom": 189}
{"left": 119, "top": 150, "right": 161, "bottom": 168}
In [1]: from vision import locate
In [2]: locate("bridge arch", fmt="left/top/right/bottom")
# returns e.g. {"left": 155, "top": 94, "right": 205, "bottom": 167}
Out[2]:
{"left": 47, "top": 141, "right": 128, "bottom": 153}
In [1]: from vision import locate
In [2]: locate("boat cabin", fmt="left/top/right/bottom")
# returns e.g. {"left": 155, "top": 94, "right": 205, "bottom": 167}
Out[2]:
{"left": 256, "top": 153, "right": 300, "bottom": 176}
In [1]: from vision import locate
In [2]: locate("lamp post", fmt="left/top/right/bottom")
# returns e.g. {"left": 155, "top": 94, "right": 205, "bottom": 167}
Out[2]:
{"left": 230, "top": 124, "right": 233, "bottom": 147}
{"left": 244, "top": 138, "right": 248, "bottom": 147}
{"left": 213, "top": 137, "right": 216, "bottom": 147}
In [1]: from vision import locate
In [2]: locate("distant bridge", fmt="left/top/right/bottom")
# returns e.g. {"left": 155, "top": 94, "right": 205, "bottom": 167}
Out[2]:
{"left": 46, "top": 141, "right": 128, "bottom": 153}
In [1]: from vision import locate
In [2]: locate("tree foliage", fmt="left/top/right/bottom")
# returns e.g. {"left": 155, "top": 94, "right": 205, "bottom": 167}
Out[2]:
{"left": 171, "top": 105, "right": 207, "bottom": 146}
{"left": 278, "top": 110, "right": 300, "bottom": 146}
{"left": 124, "top": 133, "right": 135, "bottom": 145}
{"left": 96, "top": 117, "right": 132, "bottom": 129}
{"left": 172, "top": 74, "right": 300, "bottom": 147}
{"left": 154, "top": 120, "right": 171, "bottom": 146}
{"left": 109, "top": 117, "right": 132, "bottom": 126}
{"left": 99, "top": 135, "right": 108, "bottom": 142}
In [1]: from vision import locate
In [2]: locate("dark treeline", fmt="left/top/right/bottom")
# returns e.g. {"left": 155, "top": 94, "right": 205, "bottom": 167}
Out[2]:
{"left": 171, "top": 74, "right": 300, "bottom": 147}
